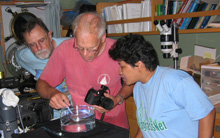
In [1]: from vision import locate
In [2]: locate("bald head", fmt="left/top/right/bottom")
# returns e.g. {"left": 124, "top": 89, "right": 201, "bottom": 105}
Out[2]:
{"left": 72, "top": 12, "right": 106, "bottom": 39}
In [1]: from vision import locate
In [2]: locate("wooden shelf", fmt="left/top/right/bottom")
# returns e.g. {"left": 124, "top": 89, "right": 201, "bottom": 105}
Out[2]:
{"left": 97, "top": 1, "right": 220, "bottom": 37}
{"left": 107, "top": 10, "right": 220, "bottom": 25}
{"left": 107, "top": 28, "right": 220, "bottom": 37}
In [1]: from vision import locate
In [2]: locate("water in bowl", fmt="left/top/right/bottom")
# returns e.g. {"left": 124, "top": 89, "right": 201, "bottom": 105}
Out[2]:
{"left": 60, "top": 105, "right": 95, "bottom": 133}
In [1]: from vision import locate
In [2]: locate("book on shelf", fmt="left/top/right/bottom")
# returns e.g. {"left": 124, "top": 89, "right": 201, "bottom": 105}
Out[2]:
{"left": 179, "top": 1, "right": 199, "bottom": 30}
{"left": 123, "top": 3, "right": 142, "bottom": 33}
{"left": 173, "top": 0, "right": 183, "bottom": 14}
{"left": 199, "top": 3, "right": 217, "bottom": 29}
{"left": 172, "top": 0, "right": 193, "bottom": 26}
{"left": 155, "top": 4, "right": 164, "bottom": 31}
{"left": 164, "top": 0, "right": 183, "bottom": 27}
{"left": 104, "top": 2, "right": 148, "bottom": 33}
{"left": 103, "top": 6, "right": 117, "bottom": 34}
{"left": 166, "top": 0, "right": 174, "bottom": 27}
{"left": 173, "top": 1, "right": 179, "bottom": 14}
{"left": 187, "top": 2, "right": 208, "bottom": 29}
{"left": 207, "top": 11, "right": 220, "bottom": 28}
{"left": 156, "top": 4, "right": 164, "bottom": 16}
{"left": 201, "top": 0, "right": 220, "bottom": 4}
{"left": 122, "top": 4, "right": 128, "bottom": 33}
{"left": 139, "top": 0, "right": 152, "bottom": 32}
{"left": 139, "top": 1, "right": 146, "bottom": 32}
{"left": 204, "top": 0, "right": 220, "bottom": 28}
{"left": 162, "top": 0, "right": 169, "bottom": 24}
{"left": 109, "top": 5, "right": 123, "bottom": 33}
{"left": 207, "top": 21, "right": 220, "bottom": 28}
{"left": 164, "top": 0, "right": 169, "bottom": 16}
{"left": 194, "top": 3, "right": 212, "bottom": 29}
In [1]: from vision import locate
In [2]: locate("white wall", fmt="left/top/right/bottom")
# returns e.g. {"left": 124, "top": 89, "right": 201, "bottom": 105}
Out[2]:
{"left": 1, "top": 4, "right": 46, "bottom": 51}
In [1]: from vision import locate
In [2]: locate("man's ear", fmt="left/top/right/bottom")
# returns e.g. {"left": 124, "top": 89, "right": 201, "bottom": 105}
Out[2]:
{"left": 101, "top": 33, "right": 106, "bottom": 43}
{"left": 135, "top": 61, "right": 144, "bottom": 68}
{"left": 48, "top": 31, "right": 53, "bottom": 40}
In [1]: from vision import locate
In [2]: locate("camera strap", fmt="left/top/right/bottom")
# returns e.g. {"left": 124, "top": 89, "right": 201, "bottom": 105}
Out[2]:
{"left": 100, "top": 113, "right": 105, "bottom": 121}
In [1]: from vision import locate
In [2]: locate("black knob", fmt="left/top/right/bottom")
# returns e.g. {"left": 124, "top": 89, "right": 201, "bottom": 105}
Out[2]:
{"left": 176, "top": 48, "right": 182, "bottom": 54}
{"left": 160, "top": 20, "right": 166, "bottom": 26}
{"left": 154, "top": 20, "right": 158, "bottom": 25}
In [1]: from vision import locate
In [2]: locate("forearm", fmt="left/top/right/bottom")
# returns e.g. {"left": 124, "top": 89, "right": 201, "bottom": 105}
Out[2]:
{"left": 36, "top": 79, "right": 59, "bottom": 99}
{"left": 99, "top": 83, "right": 134, "bottom": 112}
{"left": 115, "top": 84, "right": 134, "bottom": 104}
{"left": 134, "top": 127, "right": 143, "bottom": 138}
{"left": 199, "top": 108, "right": 216, "bottom": 138}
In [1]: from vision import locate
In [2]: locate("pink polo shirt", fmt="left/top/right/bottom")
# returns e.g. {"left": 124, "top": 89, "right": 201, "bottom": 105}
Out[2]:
{"left": 40, "top": 38, "right": 129, "bottom": 129}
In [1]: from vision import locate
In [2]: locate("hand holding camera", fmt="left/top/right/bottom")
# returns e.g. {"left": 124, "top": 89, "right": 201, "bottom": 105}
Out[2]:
{"left": 84, "top": 85, "right": 114, "bottom": 110}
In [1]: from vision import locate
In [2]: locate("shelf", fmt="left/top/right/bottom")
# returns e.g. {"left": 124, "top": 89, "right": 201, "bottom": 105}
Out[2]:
{"left": 98, "top": 0, "right": 220, "bottom": 37}
{"left": 107, "top": 28, "right": 220, "bottom": 37}
{"left": 106, "top": 9, "right": 220, "bottom": 37}
{"left": 155, "top": 10, "right": 220, "bottom": 21}
{"left": 107, "top": 10, "right": 220, "bottom": 25}
{"left": 202, "top": 76, "right": 220, "bottom": 81}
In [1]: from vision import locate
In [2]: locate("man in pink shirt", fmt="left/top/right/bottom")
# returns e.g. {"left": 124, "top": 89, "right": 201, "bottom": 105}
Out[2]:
{"left": 36, "top": 12, "right": 133, "bottom": 129}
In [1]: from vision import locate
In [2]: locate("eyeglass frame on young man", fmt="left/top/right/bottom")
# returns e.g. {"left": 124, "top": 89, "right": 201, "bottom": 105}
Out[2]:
{"left": 73, "top": 38, "right": 101, "bottom": 53}
{"left": 25, "top": 34, "right": 49, "bottom": 49}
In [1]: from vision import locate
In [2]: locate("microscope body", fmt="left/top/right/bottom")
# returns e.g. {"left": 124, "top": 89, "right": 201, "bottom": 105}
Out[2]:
{"left": 154, "top": 20, "right": 182, "bottom": 69}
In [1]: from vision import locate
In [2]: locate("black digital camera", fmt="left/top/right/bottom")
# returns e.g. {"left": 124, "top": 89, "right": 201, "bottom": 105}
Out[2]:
{"left": 84, "top": 85, "right": 114, "bottom": 110}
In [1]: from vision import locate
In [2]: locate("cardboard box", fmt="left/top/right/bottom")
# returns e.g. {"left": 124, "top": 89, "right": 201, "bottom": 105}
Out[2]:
{"left": 180, "top": 55, "right": 214, "bottom": 74}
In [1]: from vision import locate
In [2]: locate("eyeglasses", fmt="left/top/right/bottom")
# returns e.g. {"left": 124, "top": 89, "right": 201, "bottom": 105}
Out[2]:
{"left": 26, "top": 35, "right": 48, "bottom": 48}
{"left": 73, "top": 39, "right": 100, "bottom": 53}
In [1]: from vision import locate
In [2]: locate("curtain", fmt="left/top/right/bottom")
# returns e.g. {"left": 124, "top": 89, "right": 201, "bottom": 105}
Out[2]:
{"left": 44, "top": 0, "right": 61, "bottom": 38}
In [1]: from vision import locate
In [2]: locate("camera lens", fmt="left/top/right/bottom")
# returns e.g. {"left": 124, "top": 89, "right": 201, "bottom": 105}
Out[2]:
{"left": 100, "top": 97, "right": 114, "bottom": 110}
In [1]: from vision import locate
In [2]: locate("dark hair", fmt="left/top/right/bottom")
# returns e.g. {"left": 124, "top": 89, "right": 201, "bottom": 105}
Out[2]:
{"left": 21, "top": 18, "right": 49, "bottom": 42}
{"left": 109, "top": 34, "right": 159, "bottom": 71}
{"left": 79, "top": 4, "right": 96, "bottom": 14}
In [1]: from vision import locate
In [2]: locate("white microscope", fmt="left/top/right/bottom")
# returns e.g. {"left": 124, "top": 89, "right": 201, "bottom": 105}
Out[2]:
{"left": 154, "top": 20, "right": 182, "bottom": 69}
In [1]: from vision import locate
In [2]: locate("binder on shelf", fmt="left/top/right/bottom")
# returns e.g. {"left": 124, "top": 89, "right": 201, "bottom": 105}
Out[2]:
{"left": 109, "top": 5, "right": 123, "bottom": 33}
{"left": 140, "top": 0, "right": 152, "bottom": 32}
{"left": 104, "top": 6, "right": 116, "bottom": 34}
{"left": 122, "top": 3, "right": 128, "bottom": 33}
{"left": 123, "top": 3, "right": 142, "bottom": 33}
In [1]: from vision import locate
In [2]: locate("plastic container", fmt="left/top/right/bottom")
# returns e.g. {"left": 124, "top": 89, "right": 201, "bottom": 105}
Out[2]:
{"left": 60, "top": 105, "right": 95, "bottom": 133}
{"left": 201, "top": 63, "right": 220, "bottom": 105}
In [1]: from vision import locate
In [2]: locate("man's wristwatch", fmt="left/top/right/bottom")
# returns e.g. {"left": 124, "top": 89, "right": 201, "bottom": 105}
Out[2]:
{"left": 116, "top": 94, "right": 124, "bottom": 105}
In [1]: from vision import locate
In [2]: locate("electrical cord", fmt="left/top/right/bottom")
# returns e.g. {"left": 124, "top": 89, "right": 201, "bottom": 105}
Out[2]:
{"left": 17, "top": 104, "right": 25, "bottom": 132}
{"left": 2, "top": 63, "right": 7, "bottom": 78}
{"left": 215, "top": 54, "right": 220, "bottom": 63}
